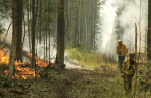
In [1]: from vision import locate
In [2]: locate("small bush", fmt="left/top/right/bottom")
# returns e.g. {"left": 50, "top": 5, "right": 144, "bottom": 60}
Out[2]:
{"left": 67, "top": 48, "right": 117, "bottom": 67}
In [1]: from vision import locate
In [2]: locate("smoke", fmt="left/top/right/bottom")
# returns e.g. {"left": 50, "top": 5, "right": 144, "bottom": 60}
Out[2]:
{"left": 1, "top": 18, "right": 12, "bottom": 43}
{"left": 36, "top": 37, "right": 57, "bottom": 61}
{"left": 1, "top": 18, "right": 80, "bottom": 68}
{"left": 99, "top": 0, "right": 148, "bottom": 59}
{"left": 0, "top": 0, "right": 148, "bottom": 67}
{"left": 118, "top": 0, "right": 147, "bottom": 53}
{"left": 116, "top": 0, "right": 148, "bottom": 52}
{"left": 97, "top": 0, "right": 116, "bottom": 52}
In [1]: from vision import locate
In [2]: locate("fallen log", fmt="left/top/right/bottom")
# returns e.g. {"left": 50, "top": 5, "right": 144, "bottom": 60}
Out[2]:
{"left": 15, "top": 72, "right": 25, "bottom": 79}
{"left": 38, "top": 63, "right": 52, "bottom": 78}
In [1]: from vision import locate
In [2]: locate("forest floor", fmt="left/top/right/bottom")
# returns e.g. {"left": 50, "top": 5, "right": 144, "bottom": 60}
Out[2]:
{"left": 0, "top": 47, "right": 150, "bottom": 98}
{"left": 0, "top": 61, "right": 151, "bottom": 98}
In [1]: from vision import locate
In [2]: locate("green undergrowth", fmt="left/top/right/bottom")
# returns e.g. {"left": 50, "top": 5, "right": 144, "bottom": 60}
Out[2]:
{"left": 66, "top": 48, "right": 117, "bottom": 68}
{"left": 0, "top": 67, "right": 150, "bottom": 98}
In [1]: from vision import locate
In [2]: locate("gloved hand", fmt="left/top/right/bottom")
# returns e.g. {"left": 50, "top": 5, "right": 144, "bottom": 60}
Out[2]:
{"left": 119, "top": 51, "right": 121, "bottom": 55}
{"left": 117, "top": 51, "right": 121, "bottom": 55}
{"left": 125, "top": 54, "right": 127, "bottom": 57}
{"left": 121, "top": 72, "right": 124, "bottom": 77}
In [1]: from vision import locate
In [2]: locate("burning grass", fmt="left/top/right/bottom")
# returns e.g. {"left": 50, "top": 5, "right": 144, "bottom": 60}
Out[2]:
{"left": 27, "top": 52, "right": 49, "bottom": 67}
{"left": 0, "top": 50, "right": 49, "bottom": 79}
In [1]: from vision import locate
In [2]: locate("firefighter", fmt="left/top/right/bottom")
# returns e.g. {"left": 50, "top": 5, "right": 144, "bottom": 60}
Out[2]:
{"left": 121, "top": 52, "right": 138, "bottom": 96}
{"left": 116, "top": 39, "right": 128, "bottom": 72}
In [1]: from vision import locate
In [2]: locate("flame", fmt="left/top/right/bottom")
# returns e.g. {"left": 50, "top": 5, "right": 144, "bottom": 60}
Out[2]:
{"left": 0, "top": 50, "right": 41, "bottom": 79}
{"left": 0, "top": 50, "right": 9, "bottom": 65}
{"left": 27, "top": 52, "right": 49, "bottom": 67}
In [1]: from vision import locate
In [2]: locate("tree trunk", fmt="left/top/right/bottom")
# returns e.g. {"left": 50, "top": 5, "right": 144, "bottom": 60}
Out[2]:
{"left": 93, "top": 2, "right": 97, "bottom": 53}
{"left": 49, "top": 17, "right": 51, "bottom": 64}
{"left": 28, "top": 1, "right": 31, "bottom": 52}
{"left": 44, "top": 0, "right": 46, "bottom": 60}
{"left": 39, "top": 0, "right": 42, "bottom": 44}
{"left": 76, "top": 0, "right": 79, "bottom": 47}
{"left": 35, "top": 0, "right": 39, "bottom": 55}
{"left": 22, "top": 10, "right": 26, "bottom": 49}
{"left": 6, "top": 0, "right": 18, "bottom": 85}
{"left": 147, "top": 0, "right": 151, "bottom": 60}
{"left": 135, "top": 23, "right": 138, "bottom": 57}
{"left": 32, "top": 0, "right": 36, "bottom": 68}
{"left": 93, "top": 13, "right": 96, "bottom": 53}
{"left": 49, "top": 24, "right": 50, "bottom": 64}
{"left": 34, "top": 0, "right": 39, "bottom": 79}
{"left": 90, "top": 1, "right": 94, "bottom": 51}
{"left": 30, "top": 0, "right": 32, "bottom": 52}
{"left": 48, "top": 0, "right": 51, "bottom": 64}
{"left": 44, "top": 31, "right": 45, "bottom": 59}
{"left": 85, "top": 0, "right": 88, "bottom": 49}
{"left": 78, "top": 0, "right": 81, "bottom": 45}
{"left": 55, "top": 0, "right": 65, "bottom": 65}
{"left": 16, "top": 0, "right": 23, "bottom": 62}
{"left": 46, "top": 17, "right": 48, "bottom": 58}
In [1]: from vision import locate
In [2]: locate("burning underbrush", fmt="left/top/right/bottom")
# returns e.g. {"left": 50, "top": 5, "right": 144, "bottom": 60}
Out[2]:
{"left": 0, "top": 50, "right": 50, "bottom": 79}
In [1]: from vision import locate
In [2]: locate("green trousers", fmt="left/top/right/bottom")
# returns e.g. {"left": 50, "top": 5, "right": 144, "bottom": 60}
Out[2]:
{"left": 118, "top": 56, "right": 125, "bottom": 72}
{"left": 123, "top": 74, "right": 133, "bottom": 95}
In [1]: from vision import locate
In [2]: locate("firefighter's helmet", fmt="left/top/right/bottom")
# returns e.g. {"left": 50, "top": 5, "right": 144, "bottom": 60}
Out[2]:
{"left": 129, "top": 52, "right": 135, "bottom": 57}
{"left": 118, "top": 40, "right": 122, "bottom": 43}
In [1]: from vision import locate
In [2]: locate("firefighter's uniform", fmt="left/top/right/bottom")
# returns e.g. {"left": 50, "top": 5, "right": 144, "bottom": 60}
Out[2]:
{"left": 122, "top": 57, "right": 138, "bottom": 95}
{"left": 116, "top": 42, "right": 128, "bottom": 72}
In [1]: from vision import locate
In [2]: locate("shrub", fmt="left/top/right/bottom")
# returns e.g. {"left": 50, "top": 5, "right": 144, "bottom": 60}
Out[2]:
{"left": 67, "top": 48, "right": 117, "bottom": 67}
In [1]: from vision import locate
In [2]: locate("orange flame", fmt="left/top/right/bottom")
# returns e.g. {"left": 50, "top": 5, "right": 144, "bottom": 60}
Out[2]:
{"left": 27, "top": 52, "right": 49, "bottom": 67}
{"left": 0, "top": 50, "right": 42, "bottom": 79}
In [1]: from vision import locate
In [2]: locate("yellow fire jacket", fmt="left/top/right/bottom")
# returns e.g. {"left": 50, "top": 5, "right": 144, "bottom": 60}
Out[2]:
{"left": 122, "top": 57, "right": 138, "bottom": 75}
{"left": 116, "top": 44, "right": 127, "bottom": 56}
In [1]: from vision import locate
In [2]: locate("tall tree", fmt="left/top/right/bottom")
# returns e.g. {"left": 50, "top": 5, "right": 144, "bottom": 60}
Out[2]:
{"left": 16, "top": 0, "right": 23, "bottom": 62}
{"left": 55, "top": 0, "right": 65, "bottom": 65}
{"left": 39, "top": 0, "right": 42, "bottom": 45}
{"left": 147, "top": 0, "right": 151, "bottom": 60}
{"left": 27, "top": 0, "right": 31, "bottom": 52}
{"left": 5, "top": 0, "right": 18, "bottom": 85}
{"left": 46, "top": 0, "right": 48, "bottom": 58}
{"left": 35, "top": 0, "right": 39, "bottom": 55}
{"left": 32, "top": 0, "right": 36, "bottom": 68}
{"left": 64, "top": 0, "right": 102, "bottom": 52}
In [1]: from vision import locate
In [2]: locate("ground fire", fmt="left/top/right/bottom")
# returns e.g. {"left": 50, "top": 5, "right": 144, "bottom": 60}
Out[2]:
{"left": 0, "top": 50, "right": 49, "bottom": 79}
